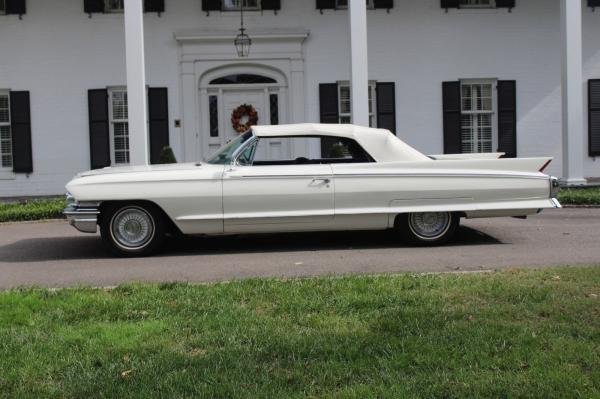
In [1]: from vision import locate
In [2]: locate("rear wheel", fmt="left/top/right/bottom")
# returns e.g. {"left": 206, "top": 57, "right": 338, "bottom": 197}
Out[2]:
{"left": 396, "top": 212, "right": 459, "bottom": 245}
{"left": 100, "top": 203, "right": 165, "bottom": 257}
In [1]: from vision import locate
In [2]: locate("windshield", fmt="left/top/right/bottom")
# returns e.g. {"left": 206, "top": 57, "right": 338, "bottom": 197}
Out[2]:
{"left": 206, "top": 131, "right": 254, "bottom": 164}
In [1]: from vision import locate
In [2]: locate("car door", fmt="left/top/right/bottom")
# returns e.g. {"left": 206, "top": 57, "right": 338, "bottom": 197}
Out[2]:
{"left": 222, "top": 164, "right": 334, "bottom": 233}
{"left": 222, "top": 135, "right": 334, "bottom": 233}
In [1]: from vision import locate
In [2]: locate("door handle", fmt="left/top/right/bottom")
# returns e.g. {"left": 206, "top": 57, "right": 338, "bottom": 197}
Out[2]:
{"left": 312, "top": 178, "right": 331, "bottom": 184}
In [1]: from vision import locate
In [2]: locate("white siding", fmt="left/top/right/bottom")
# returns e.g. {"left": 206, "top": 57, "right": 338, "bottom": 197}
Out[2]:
{"left": 0, "top": 0, "right": 599, "bottom": 196}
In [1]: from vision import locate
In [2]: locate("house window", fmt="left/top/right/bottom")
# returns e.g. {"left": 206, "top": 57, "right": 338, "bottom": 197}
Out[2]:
{"left": 108, "top": 88, "right": 130, "bottom": 164}
{"left": 0, "top": 0, "right": 5, "bottom": 15}
{"left": 0, "top": 91, "right": 12, "bottom": 169}
{"left": 338, "top": 82, "right": 377, "bottom": 127}
{"left": 459, "top": 0, "right": 495, "bottom": 8}
{"left": 222, "top": 0, "right": 260, "bottom": 11}
{"left": 105, "top": 0, "right": 125, "bottom": 13}
{"left": 460, "top": 80, "right": 496, "bottom": 153}
{"left": 335, "top": 0, "right": 376, "bottom": 9}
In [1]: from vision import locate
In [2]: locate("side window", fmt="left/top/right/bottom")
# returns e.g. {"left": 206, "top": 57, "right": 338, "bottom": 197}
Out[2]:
{"left": 320, "top": 137, "right": 371, "bottom": 161}
{"left": 248, "top": 136, "right": 372, "bottom": 166}
{"left": 237, "top": 140, "right": 257, "bottom": 166}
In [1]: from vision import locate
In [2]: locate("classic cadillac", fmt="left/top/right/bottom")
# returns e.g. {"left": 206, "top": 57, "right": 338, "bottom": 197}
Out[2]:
{"left": 65, "top": 124, "right": 561, "bottom": 256}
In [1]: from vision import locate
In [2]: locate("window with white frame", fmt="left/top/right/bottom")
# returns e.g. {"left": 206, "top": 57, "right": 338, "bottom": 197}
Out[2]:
{"left": 459, "top": 0, "right": 495, "bottom": 8}
{"left": 108, "top": 88, "right": 130, "bottom": 165}
{"left": 0, "top": 0, "right": 6, "bottom": 15}
{"left": 460, "top": 80, "right": 496, "bottom": 153}
{"left": 0, "top": 91, "right": 12, "bottom": 169}
{"left": 338, "top": 82, "right": 377, "bottom": 128}
{"left": 105, "top": 0, "right": 124, "bottom": 13}
{"left": 222, "top": 0, "right": 260, "bottom": 11}
{"left": 335, "top": 0, "right": 376, "bottom": 9}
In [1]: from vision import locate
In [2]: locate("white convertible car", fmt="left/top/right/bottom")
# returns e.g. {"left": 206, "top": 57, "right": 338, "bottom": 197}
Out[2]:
{"left": 65, "top": 124, "right": 561, "bottom": 256}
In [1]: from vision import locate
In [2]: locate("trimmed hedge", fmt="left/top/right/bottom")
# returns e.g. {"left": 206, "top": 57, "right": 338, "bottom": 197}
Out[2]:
{"left": 558, "top": 187, "right": 600, "bottom": 206}
{"left": 0, "top": 199, "right": 66, "bottom": 223}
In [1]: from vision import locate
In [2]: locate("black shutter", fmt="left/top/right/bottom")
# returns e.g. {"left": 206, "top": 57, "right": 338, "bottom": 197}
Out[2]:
{"left": 441, "top": 0, "right": 460, "bottom": 9}
{"left": 10, "top": 91, "right": 33, "bottom": 174}
{"left": 589, "top": 80, "right": 600, "bottom": 156}
{"left": 84, "top": 0, "right": 104, "bottom": 13}
{"left": 376, "top": 82, "right": 396, "bottom": 134}
{"left": 495, "top": 0, "right": 515, "bottom": 8}
{"left": 373, "top": 0, "right": 393, "bottom": 9}
{"left": 317, "top": 0, "right": 336, "bottom": 10}
{"left": 144, "top": 0, "right": 165, "bottom": 13}
{"left": 262, "top": 0, "right": 281, "bottom": 11}
{"left": 5, "top": 0, "right": 26, "bottom": 15}
{"left": 148, "top": 88, "right": 170, "bottom": 164}
{"left": 319, "top": 83, "right": 339, "bottom": 124}
{"left": 442, "top": 81, "right": 461, "bottom": 154}
{"left": 202, "top": 0, "right": 222, "bottom": 12}
{"left": 497, "top": 80, "right": 517, "bottom": 158}
{"left": 589, "top": 0, "right": 600, "bottom": 8}
{"left": 88, "top": 89, "right": 111, "bottom": 169}
{"left": 320, "top": 83, "right": 339, "bottom": 158}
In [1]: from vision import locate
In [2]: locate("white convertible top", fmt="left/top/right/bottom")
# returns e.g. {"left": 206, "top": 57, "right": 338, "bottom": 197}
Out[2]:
{"left": 251, "top": 124, "right": 430, "bottom": 162}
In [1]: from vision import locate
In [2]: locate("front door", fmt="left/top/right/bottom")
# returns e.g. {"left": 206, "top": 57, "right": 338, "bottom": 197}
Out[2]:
{"left": 205, "top": 89, "right": 265, "bottom": 156}
{"left": 203, "top": 86, "right": 287, "bottom": 160}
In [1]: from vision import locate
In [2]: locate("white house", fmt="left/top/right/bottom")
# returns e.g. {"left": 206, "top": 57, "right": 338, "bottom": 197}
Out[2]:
{"left": 0, "top": 0, "right": 599, "bottom": 198}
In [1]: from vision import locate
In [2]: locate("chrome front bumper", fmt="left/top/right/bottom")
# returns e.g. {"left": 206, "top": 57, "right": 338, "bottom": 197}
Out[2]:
{"left": 63, "top": 201, "right": 101, "bottom": 234}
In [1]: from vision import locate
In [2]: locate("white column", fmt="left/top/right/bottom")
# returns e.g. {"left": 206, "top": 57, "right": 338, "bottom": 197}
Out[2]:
{"left": 349, "top": 0, "right": 369, "bottom": 127}
{"left": 560, "top": 0, "right": 586, "bottom": 185}
{"left": 124, "top": 0, "right": 149, "bottom": 166}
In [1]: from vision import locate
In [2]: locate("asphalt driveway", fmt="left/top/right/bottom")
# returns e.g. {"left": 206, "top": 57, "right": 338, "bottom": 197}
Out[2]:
{"left": 0, "top": 208, "right": 599, "bottom": 289}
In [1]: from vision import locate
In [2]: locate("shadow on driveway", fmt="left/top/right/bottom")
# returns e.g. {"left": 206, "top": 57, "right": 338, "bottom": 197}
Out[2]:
{"left": 0, "top": 226, "right": 502, "bottom": 263}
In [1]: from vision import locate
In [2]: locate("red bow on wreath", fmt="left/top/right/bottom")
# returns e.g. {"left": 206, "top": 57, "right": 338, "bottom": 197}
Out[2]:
{"left": 231, "top": 103, "right": 259, "bottom": 134}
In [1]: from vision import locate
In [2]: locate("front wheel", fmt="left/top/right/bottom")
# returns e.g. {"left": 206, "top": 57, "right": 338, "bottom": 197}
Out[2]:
{"left": 396, "top": 212, "right": 459, "bottom": 245}
{"left": 100, "top": 203, "right": 165, "bottom": 257}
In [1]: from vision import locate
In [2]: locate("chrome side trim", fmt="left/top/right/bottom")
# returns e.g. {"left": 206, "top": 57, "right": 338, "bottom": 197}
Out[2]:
{"left": 332, "top": 173, "right": 548, "bottom": 180}
{"left": 224, "top": 172, "right": 548, "bottom": 180}
{"left": 64, "top": 202, "right": 101, "bottom": 234}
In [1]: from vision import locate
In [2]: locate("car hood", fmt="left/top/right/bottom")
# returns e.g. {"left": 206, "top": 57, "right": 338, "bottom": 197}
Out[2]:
{"left": 66, "top": 162, "right": 226, "bottom": 202}
{"left": 77, "top": 162, "right": 207, "bottom": 177}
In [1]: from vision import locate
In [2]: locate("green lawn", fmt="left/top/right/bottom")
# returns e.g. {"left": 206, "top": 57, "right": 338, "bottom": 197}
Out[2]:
{"left": 0, "top": 267, "right": 598, "bottom": 398}
{"left": 0, "top": 198, "right": 65, "bottom": 223}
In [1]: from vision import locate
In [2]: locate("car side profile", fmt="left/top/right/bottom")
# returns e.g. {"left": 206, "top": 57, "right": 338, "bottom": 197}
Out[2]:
{"left": 64, "top": 124, "right": 560, "bottom": 256}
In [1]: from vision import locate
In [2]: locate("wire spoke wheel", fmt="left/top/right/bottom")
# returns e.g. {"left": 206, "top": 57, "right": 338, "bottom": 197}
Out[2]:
{"left": 110, "top": 206, "right": 156, "bottom": 250}
{"left": 398, "top": 211, "right": 458, "bottom": 245}
{"left": 408, "top": 212, "right": 451, "bottom": 240}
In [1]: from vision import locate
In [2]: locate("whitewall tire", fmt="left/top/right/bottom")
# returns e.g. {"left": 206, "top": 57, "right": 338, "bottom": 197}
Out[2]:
{"left": 100, "top": 203, "right": 165, "bottom": 257}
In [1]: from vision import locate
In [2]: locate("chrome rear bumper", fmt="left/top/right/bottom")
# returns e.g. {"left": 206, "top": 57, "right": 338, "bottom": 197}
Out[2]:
{"left": 64, "top": 202, "right": 101, "bottom": 234}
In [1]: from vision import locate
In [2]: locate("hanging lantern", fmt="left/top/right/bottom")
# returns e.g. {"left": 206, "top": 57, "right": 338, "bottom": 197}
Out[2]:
{"left": 234, "top": 2, "right": 251, "bottom": 57}
{"left": 234, "top": 28, "right": 252, "bottom": 57}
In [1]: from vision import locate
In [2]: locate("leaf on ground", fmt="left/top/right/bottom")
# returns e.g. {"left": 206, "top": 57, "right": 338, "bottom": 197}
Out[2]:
{"left": 120, "top": 369, "right": 134, "bottom": 379}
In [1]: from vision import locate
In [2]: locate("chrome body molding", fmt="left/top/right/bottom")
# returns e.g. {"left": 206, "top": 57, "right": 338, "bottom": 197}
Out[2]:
{"left": 63, "top": 200, "right": 101, "bottom": 234}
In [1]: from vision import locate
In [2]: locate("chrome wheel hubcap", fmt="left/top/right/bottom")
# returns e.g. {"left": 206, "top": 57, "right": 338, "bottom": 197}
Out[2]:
{"left": 110, "top": 207, "right": 155, "bottom": 249}
{"left": 408, "top": 212, "right": 451, "bottom": 240}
